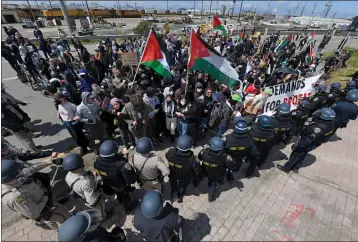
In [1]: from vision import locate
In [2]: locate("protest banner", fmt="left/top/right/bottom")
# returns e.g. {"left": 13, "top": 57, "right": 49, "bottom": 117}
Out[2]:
{"left": 262, "top": 74, "right": 321, "bottom": 116}
{"left": 121, "top": 52, "right": 139, "bottom": 66}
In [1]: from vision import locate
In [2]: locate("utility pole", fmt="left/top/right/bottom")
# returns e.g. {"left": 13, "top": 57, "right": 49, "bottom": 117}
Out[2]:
{"left": 26, "top": 0, "right": 37, "bottom": 22}
{"left": 237, "top": 0, "right": 243, "bottom": 23}
{"left": 59, "top": 0, "right": 73, "bottom": 34}
{"left": 48, "top": 0, "right": 53, "bottom": 9}
{"left": 209, "top": 0, "right": 212, "bottom": 18}
{"left": 265, "top": 2, "right": 271, "bottom": 16}
{"left": 201, "top": 0, "right": 204, "bottom": 19}
{"left": 300, "top": 1, "right": 307, "bottom": 17}
{"left": 216, "top": 0, "right": 218, "bottom": 15}
{"left": 166, "top": 0, "right": 168, "bottom": 20}
{"left": 231, "top": 0, "right": 236, "bottom": 19}
{"left": 193, "top": 1, "right": 196, "bottom": 16}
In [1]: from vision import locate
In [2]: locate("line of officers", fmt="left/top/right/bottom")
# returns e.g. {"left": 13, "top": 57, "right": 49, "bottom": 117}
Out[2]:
{"left": 2, "top": 83, "right": 358, "bottom": 241}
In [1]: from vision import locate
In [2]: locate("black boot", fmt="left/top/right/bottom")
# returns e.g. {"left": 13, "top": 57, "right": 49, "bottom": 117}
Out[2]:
{"left": 170, "top": 134, "right": 175, "bottom": 142}
{"left": 208, "top": 193, "right": 216, "bottom": 202}
{"left": 276, "top": 164, "right": 290, "bottom": 173}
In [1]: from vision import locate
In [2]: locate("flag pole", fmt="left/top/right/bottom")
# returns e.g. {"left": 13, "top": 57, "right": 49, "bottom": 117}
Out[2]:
{"left": 184, "top": 30, "right": 193, "bottom": 98}
{"left": 130, "top": 29, "right": 152, "bottom": 87}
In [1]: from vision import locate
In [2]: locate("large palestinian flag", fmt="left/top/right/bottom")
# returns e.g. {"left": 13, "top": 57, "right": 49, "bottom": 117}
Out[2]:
{"left": 188, "top": 30, "right": 239, "bottom": 88}
{"left": 213, "top": 16, "right": 227, "bottom": 36}
{"left": 305, "top": 44, "right": 313, "bottom": 65}
{"left": 140, "top": 30, "right": 172, "bottom": 79}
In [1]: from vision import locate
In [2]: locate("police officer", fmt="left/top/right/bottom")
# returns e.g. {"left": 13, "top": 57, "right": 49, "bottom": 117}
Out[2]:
{"left": 310, "top": 83, "right": 329, "bottom": 114}
{"left": 225, "top": 119, "right": 259, "bottom": 177}
{"left": 198, "top": 137, "right": 235, "bottom": 202}
{"left": 332, "top": 89, "right": 358, "bottom": 133}
{"left": 133, "top": 190, "right": 184, "bottom": 241}
{"left": 277, "top": 108, "right": 336, "bottom": 174}
{"left": 1, "top": 159, "right": 70, "bottom": 230}
{"left": 165, "top": 135, "right": 198, "bottom": 202}
{"left": 343, "top": 80, "right": 357, "bottom": 95}
{"left": 326, "top": 82, "right": 346, "bottom": 106}
{"left": 291, "top": 98, "right": 312, "bottom": 135}
{"left": 249, "top": 115, "right": 277, "bottom": 170}
{"left": 131, "top": 137, "right": 170, "bottom": 192}
{"left": 63, "top": 153, "right": 106, "bottom": 221}
{"left": 272, "top": 103, "right": 294, "bottom": 146}
{"left": 94, "top": 140, "right": 137, "bottom": 214}
{"left": 58, "top": 209, "right": 126, "bottom": 242}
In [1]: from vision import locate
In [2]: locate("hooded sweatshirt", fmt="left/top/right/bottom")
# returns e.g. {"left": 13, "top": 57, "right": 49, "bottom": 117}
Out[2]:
{"left": 80, "top": 75, "right": 96, "bottom": 93}
{"left": 194, "top": 82, "right": 204, "bottom": 102}
{"left": 76, "top": 92, "right": 100, "bottom": 124}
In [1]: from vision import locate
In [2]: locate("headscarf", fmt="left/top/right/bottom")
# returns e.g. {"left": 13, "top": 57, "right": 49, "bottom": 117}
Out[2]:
{"left": 110, "top": 98, "right": 121, "bottom": 106}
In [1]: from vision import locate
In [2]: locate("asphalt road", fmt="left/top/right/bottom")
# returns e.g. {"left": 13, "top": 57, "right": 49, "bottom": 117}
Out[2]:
{"left": 1, "top": 35, "right": 357, "bottom": 228}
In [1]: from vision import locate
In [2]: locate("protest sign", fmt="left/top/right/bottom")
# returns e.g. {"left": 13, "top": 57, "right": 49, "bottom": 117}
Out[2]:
{"left": 262, "top": 74, "right": 321, "bottom": 116}
{"left": 121, "top": 52, "right": 139, "bottom": 66}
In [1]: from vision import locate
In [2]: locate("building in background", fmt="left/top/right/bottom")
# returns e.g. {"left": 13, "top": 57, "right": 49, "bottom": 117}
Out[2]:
{"left": 290, "top": 16, "right": 352, "bottom": 29}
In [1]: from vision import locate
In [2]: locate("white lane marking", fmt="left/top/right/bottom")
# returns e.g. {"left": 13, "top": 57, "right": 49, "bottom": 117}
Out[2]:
{"left": 2, "top": 76, "right": 17, "bottom": 81}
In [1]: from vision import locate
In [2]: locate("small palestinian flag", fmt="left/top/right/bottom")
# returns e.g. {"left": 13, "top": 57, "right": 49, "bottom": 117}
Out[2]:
{"left": 213, "top": 16, "right": 227, "bottom": 36}
{"left": 274, "top": 34, "right": 293, "bottom": 53}
{"left": 237, "top": 31, "right": 244, "bottom": 42}
{"left": 140, "top": 30, "right": 172, "bottom": 79}
{"left": 307, "top": 32, "right": 315, "bottom": 46}
{"left": 306, "top": 44, "right": 313, "bottom": 65}
{"left": 188, "top": 30, "right": 238, "bottom": 88}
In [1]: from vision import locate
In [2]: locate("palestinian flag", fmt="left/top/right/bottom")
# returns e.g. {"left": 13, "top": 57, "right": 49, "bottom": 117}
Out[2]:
{"left": 305, "top": 44, "right": 313, "bottom": 65}
{"left": 307, "top": 32, "right": 315, "bottom": 46}
{"left": 140, "top": 30, "right": 172, "bottom": 79}
{"left": 237, "top": 31, "right": 244, "bottom": 42}
{"left": 274, "top": 34, "right": 293, "bottom": 53}
{"left": 213, "top": 16, "right": 227, "bottom": 36}
{"left": 188, "top": 31, "right": 238, "bottom": 87}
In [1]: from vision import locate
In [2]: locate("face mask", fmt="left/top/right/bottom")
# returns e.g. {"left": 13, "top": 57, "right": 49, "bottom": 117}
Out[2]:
{"left": 180, "top": 99, "right": 186, "bottom": 106}
{"left": 169, "top": 91, "right": 173, "bottom": 95}
{"left": 197, "top": 88, "right": 202, "bottom": 93}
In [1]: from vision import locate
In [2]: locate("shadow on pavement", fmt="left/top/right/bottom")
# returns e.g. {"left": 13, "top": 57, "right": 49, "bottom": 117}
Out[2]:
{"left": 34, "top": 122, "right": 64, "bottom": 137}
{"left": 300, "top": 154, "right": 317, "bottom": 168}
{"left": 41, "top": 137, "right": 76, "bottom": 153}
{"left": 182, "top": 212, "right": 211, "bottom": 241}
{"left": 328, "top": 133, "right": 342, "bottom": 142}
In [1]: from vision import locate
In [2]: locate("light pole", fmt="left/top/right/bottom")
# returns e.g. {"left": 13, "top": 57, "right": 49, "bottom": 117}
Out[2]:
{"left": 237, "top": 0, "right": 243, "bottom": 23}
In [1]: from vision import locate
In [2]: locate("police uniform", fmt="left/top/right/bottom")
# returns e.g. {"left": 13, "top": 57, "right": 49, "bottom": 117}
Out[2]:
{"left": 65, "top": 170, "right": 106, "bottom": 220}
{"left": 272, "top": 115, "right": 294, "bottom": 145}
{"left": 225, "top": 132, "right": 259, "bottom": 174}
{"left": 310, "top": 93, "right": 329, "bottom": 113}
{"left": 131, "top": 153, "right": 170, "bottom": 192}
{"left": 332, "top": 101, "right": 358, "bottom": 131}
{"left": 2, "top": 163, "right": 70, "bottom": 230}
{"left": 94, "top": 154, "right": 137, "bottom": 212}
{"left": 133, "top": 203, "right": 184, "bottom": 241}
{"left": 165, "top": 148, "right": 198, "bottom": 198}
{"left": 291, "top": 108, "right": 310, "bottom": 135}
{"left": 198, "top": 148, "right": 234, "bottom": 200}
{"left": 283, "top": 119, "right": 335, "bottom": 171}
{"left": 249, "top": 124, "right": 277, "bottom": 167}
{"left": 326, "top": 89, "right": 346, "bottom": 107}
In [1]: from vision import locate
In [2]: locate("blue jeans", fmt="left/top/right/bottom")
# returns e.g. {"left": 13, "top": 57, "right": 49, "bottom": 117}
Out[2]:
{"left": 200, "top": 117, "right": 208, "bottom": 128}
{"left": 179, "top": 120, "right": 188, "bottom": 135}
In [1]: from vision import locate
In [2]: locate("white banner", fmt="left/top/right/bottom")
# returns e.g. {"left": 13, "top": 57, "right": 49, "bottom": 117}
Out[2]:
{"left": 262, "top": 74, "right": 321, "bottom": 116}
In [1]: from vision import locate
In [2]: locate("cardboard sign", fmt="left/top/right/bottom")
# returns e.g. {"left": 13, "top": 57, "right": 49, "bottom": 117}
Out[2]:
{"left": 121, "top": 52, "right": 139, "bottom": 66}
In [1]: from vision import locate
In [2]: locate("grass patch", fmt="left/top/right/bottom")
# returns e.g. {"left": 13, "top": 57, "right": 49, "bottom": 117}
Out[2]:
{"left": 325, "top": 48, "right": 358, "bottom": 85}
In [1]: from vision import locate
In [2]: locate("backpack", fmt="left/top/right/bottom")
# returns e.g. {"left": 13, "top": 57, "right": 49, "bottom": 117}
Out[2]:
{"left": 208, "top": 103, "right": 224, "bottom": 128}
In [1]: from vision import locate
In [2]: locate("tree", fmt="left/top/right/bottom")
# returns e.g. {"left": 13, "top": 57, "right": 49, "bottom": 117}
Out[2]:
{"left": 133, "top": 21, "right": 152, "bottom": 35}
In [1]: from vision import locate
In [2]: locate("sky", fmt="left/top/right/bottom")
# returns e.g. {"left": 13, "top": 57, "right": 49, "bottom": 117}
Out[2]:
{"left": 3, "top": 1, "right": 358, "bottom": 19}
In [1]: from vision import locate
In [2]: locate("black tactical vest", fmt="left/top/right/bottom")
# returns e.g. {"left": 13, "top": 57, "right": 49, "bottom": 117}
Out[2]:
{"left": 272, "top": 116, "right": 293, "bottom": 141}
{"left": 200, "top": 149, "right": 227, "bottom": 180}
{"left": 93, "top": 155, "right": 126, "bottom": 189}
{"left": 226, "top": 133, "right": 253, "bottom": 159}
{"left": 165, "top": 148, "right": 194, "bottom": 180}
{"left": 249, "top": 125, "right": 276, "bottom": 151}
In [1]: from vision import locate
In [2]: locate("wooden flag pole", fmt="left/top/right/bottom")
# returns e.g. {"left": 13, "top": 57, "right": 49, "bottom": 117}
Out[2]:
{"left": 184, "top": 30, "right": 193, "bottom": 98}
{"left": 130, "top": 29, "right": 152, "bottom": 88}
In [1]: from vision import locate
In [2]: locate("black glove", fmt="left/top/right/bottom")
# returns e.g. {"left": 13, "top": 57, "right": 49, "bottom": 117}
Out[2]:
{"left": 20, "top": 102, "right": 27, "bottom": 106}
{"left": 51, "top": 158, "right": 63, "bottom": 165}
{"left": 87, "top": 119, "right": 94, "bottom": 123}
